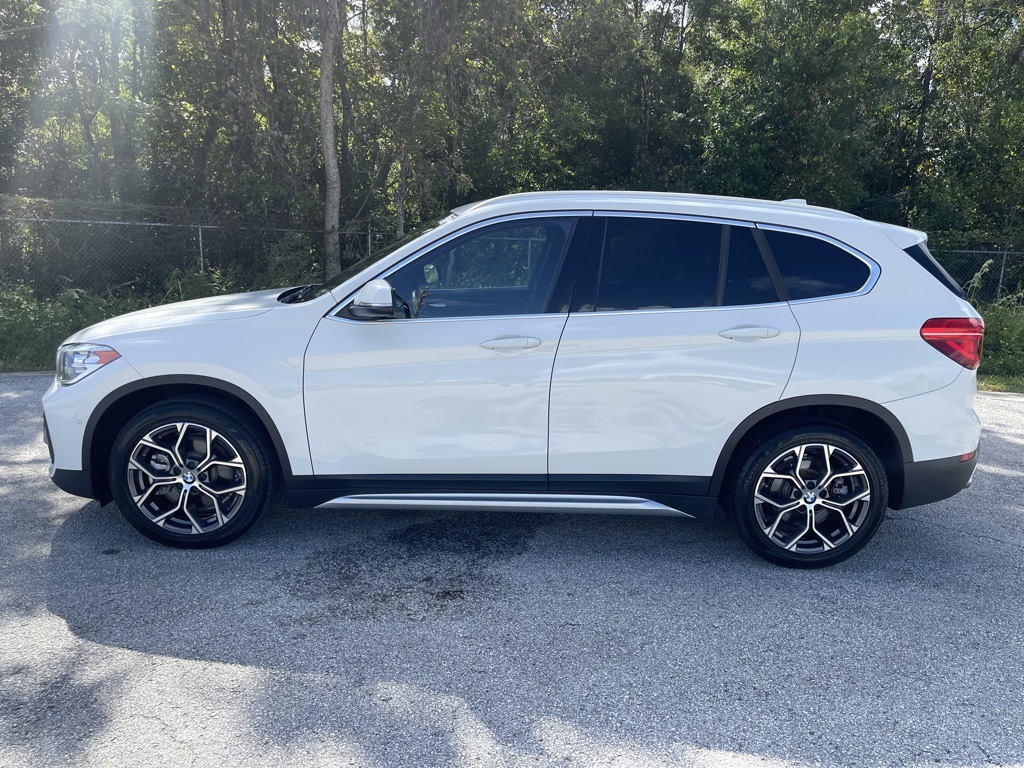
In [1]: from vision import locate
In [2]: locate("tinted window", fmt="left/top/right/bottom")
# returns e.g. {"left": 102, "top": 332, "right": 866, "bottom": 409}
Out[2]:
{"left": 904, "top": 242, "right": 966, "bottom": 299}
{"left": 763, "top": 230, "right": 871, "bottom": 300}
{"left": 723, "top": 226, "right": 778, "bottom": 306}
{"left": 387, "top": 217, "right": 575, "bottom": 318}
{"left": 596, "top": 218, "right": 720, "bottom": 311}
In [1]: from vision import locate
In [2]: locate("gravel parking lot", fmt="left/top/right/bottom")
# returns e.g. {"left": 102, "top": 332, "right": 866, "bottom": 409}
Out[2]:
{"left": 1, "top": 372, "right": 1022, "bottom": 767}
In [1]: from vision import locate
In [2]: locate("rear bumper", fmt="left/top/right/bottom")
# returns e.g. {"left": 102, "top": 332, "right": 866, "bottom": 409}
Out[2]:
{"left": 894, "top": 449, "right": 979, "bottom": 509}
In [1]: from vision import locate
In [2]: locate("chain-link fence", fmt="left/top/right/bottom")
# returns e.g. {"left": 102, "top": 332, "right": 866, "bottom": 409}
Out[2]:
{"left": 1, "top": 213, "right": 1021, "bottom": 305}
{"left": 0, "top": 216, "right": 393, "bottom": 299}
{"left": 931, "top": 249, "right": 1024, "bottom": 304}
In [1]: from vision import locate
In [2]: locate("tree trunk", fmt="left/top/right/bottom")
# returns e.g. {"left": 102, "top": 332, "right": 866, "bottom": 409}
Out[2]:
{"left": 108, "top": 13, "right": 123, "bottom": 198}
{"left": 396, "top": 147, "right": 408, "bottom": 237}
{"left": 320, "top": 0, "right": 342, "bottom": 276}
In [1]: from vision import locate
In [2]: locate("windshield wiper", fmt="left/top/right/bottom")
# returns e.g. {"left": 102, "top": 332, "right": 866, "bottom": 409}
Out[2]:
{"left": 277, "top": 283, "right": 322, "bottom": 304}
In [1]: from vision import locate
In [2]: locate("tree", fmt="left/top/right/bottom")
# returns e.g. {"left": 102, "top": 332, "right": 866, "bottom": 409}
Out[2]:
{"left": 320, "top": 0, "right": 342, "bottom": 275}
{"left": 0, "top": 0, "right": 49, "bottom": 189}
{"left": 697, "top": 0, "right": 889, "bottom": 209}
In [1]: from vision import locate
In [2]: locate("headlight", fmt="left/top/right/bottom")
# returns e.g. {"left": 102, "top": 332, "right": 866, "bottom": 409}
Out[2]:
{"left": 56, "top": 343, "right": 121, "bottom": 385}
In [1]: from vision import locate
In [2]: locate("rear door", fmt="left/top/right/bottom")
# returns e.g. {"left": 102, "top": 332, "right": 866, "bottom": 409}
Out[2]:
{"left": 548, "top": 214, "right": 801, "bottom": 495}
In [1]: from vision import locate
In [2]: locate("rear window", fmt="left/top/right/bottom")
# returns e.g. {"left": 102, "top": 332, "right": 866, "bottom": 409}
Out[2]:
{"left": 904, "top": 242, "right": 967, "bottom": 299}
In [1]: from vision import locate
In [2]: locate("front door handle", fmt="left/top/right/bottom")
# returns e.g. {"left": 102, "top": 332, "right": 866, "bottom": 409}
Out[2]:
{"left": 718, "top": 326, "right": 781, "bottom": 340}
{"left": 480, "top": 336, "right": 542, "bottom": 351}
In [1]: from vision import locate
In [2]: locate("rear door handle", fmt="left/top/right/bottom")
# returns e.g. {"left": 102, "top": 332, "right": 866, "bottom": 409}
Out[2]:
{"left": 718, "top": 326, "right": 780, "bottom": 340}
{"left": 480, "top": 336, "right": 542, "bottom": 351}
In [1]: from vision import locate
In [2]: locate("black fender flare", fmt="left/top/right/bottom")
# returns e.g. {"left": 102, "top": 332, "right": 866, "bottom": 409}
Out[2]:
{"left": 709, "top": 394, "right": 913, "bottom": 498}
{"left": 83, "top": 374, "right": 310, "bottom": 489}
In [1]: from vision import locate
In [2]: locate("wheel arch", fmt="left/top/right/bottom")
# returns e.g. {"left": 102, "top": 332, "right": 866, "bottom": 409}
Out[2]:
{"left": 84, "top": 375, "right": 295, "bottom": 505}
{"left": 711, "top": 395, "right": 912, "bottom": 508}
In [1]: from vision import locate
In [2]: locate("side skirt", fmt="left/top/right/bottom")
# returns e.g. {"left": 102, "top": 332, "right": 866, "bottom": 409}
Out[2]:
{"left": 284, "top": 475, "right": 716, "bottom": 518}
{"left": 315, "top": 493, "right": 700, "bottom": 517}
{"left": 284, "top": 474, "right": 718, "bottom": 519}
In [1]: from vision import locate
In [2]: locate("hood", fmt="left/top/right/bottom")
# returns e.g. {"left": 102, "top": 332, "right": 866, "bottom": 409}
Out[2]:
{"left": 66, "top": 288, "right": 284, "bottom": 344}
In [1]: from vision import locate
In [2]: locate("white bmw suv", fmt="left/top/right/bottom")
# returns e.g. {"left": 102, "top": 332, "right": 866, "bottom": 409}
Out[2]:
{"left": 43, "top": 192, "right": 984, "bottom": 567}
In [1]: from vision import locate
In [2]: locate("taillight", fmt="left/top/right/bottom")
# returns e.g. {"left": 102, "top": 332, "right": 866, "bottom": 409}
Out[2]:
{"left": 920, "top": 317, "right": 985, "bottom": 369}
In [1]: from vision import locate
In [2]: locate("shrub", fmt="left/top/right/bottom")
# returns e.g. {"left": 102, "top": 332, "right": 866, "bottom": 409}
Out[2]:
{"left": 0, "top": 284, "right": 144, "bottom": 371}
{"left": 978, "top": 300, "right": 1024, "bottom": 377}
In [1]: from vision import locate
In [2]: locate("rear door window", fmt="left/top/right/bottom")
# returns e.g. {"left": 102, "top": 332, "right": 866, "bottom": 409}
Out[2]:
{"left": 595, "top": 217, "right": 720, "bottom": 311}
{"left": 579, "top": 217, "right": 782, "bottom": 311}
{"left": 722, "top": 225, "right": 779, "bottom": 306}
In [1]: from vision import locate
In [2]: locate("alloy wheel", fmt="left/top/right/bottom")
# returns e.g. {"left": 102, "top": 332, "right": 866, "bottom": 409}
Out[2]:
{"left": 752, "top": 442, "right": 872, "bottom": 554}
{"left": 125, "top": 421, "right": 248, "bottom": 535}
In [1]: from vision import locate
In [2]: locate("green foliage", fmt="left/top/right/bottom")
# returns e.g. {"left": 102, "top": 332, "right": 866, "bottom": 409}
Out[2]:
{"left": 0, "top": 264, "right": 262, "bottom": 371}
{"left": 0, "top": 283, "right": 142, "bottom": 371}
{"left": 699, "top": 0, "right": 888, "bottom": 208}
{"left": 945, "top": 260, "right": 1024, "bottom": 379}
{"left": 979, "top": 300, "right": 1024, "bottom": 378}
{"left": 1, "top": 0, "right": 1022, "bottom": 252}
{"left": 256, "top": 232, "right": 325, "bottom": 289}
{"left": 159, "top": 267, "right": 236, "bottom": 303}
{"left": 978, "top": 374, "right": 1024, "bottom": 393}
{"left": 964, "top": 259, "right": 995, "bottom": 305}
{"left": 5, "top": 0, "right": 1023, "bottom": 377}
{"left": 0, "top": 0, "right": 47, "bottom": 186}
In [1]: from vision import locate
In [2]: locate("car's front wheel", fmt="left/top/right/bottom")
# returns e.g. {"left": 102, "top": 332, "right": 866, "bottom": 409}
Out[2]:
{"left": 727, "top": 426, "right": 888, "bottom": 568}
{"left": 108, "top": 397, "right": 276, "bottom": 548}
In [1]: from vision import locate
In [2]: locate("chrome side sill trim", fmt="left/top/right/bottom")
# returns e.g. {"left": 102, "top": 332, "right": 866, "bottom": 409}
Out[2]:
{"left": 315, "top": 493, "right": 695, "bottom": 518}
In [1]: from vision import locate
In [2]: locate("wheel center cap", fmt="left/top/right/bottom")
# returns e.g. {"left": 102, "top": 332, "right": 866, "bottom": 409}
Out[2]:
{"left": 804, "top": 491, "right": 817, "bottom": 504}
{"left": 182, "top": 471, "right": 196, "bottom": 485}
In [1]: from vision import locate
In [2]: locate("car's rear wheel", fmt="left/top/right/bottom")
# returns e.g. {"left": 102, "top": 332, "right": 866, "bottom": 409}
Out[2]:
{"left": 727, "top": 426, "right": 888, "bottom": 568}
{"left": 108, "top": 398, "right": 275, "bottom": 548}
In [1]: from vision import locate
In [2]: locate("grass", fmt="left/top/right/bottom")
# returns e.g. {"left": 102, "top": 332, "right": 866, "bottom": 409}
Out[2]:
{"left": 978, "top": 374, "right": 1024, "bottom": 393}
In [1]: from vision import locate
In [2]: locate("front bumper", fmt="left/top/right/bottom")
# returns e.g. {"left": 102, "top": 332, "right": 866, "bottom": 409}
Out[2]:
{"left": 44, "top": 412, "right": 97, "bottom": 499}
{"left": 48, "top": 464, "right": 97, "bottom": 499}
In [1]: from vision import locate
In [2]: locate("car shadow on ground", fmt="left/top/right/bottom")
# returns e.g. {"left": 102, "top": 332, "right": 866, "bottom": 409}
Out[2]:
{"left": 43, "top": 469, "right": 1024, "bottom": 767}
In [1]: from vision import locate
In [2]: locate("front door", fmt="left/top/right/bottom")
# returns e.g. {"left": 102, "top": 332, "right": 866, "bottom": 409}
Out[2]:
{"left": 303, "top": 215, "right": 587, "bottom": 490}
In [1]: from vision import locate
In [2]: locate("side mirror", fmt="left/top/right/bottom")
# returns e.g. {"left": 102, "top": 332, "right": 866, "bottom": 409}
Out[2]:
{"left": 348, "top": 278, "right": 397, "bottom": 320}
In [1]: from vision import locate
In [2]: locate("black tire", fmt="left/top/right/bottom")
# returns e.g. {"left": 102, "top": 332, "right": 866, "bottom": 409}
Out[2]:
{"left": 108, "top": 397, "right": 276, "bottom": 548}
{"left": 726, "top": 426, "right": 888, "bottom": 568}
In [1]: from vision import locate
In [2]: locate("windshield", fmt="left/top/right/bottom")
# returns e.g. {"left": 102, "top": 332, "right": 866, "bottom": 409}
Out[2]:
{"left": 288, "top": 215, "right": 454, "bottom": 303}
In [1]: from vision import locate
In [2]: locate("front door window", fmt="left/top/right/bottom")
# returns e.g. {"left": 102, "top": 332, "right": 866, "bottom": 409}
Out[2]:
{"left": 386, "top": 217, "right": 576, "bottom": 318}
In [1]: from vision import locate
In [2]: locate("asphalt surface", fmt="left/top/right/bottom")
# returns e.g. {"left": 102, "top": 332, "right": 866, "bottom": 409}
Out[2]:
{"left": 1, "top": 372, "right": 1022, "bottom": 767}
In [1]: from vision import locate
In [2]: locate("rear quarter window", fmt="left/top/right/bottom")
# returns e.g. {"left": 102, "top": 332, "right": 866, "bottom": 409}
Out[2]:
{"left": 763, "top": 229, "right": 871, "bottom": 300}
{"left": 903, "top": 242, "right": 967, "bottom": 299}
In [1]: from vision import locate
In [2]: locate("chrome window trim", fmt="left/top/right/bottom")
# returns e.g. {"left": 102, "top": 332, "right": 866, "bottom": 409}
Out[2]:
{"left": 327, "top": 310, "right": 567, "bottom": 326}
{"left": 578, "top": 303, "right": 789, "bottom": 318}
{"left": 594, "top": 210, "right": 756, "bottom": 228}
{"left": 755, "top": 223, "right": 881, "bottom": 304}
{"left": 327, "top": 211, "right": 881, "bottom": 324}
